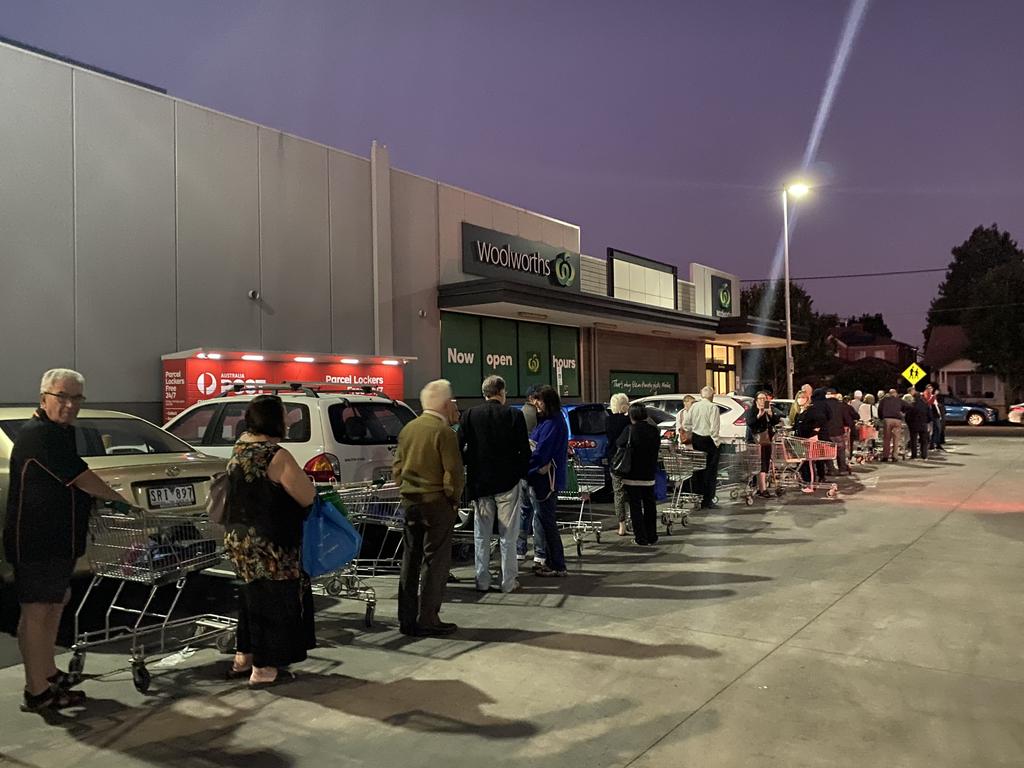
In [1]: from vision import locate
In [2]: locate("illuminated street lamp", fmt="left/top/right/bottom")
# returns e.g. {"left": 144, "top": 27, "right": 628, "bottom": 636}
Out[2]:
{"left": 782, "top": 181, "right": 811, "bottom": 399}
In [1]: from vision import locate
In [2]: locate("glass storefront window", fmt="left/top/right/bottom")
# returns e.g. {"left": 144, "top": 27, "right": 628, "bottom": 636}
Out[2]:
{"left": 704, "top": 343, "right": 736, "bottom": 394}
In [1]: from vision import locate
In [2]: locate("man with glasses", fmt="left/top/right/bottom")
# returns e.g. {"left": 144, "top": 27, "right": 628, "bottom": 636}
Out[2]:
{"left": 4, "top": 368, "right": 130, "bottom": 711}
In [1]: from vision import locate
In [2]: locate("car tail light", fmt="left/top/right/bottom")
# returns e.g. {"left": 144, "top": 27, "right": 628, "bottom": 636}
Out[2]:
{"left": 303, "top": 453, "right": 341, "bottom": 483}
{"left": 1012, "top": 406, "right": 1024, "bottom": 412}
{"left": 734, "top": 415, "right": 747, "bottom": 426}
{"left": 662, "top": 429, "right": 676, "bottom": 441}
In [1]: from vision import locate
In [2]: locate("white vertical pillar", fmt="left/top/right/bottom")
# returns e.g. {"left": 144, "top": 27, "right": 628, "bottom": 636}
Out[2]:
{"left": 370, "top": 140, "right": 394, "bottom": 355}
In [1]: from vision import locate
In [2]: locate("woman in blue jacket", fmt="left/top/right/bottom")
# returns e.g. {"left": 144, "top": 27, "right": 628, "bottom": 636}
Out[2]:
{"left": 528, "top": 385, "right": 569, "bottom": 577}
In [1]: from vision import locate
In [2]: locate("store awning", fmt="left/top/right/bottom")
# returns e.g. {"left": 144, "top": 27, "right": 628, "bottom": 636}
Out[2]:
{"left": 437, "top": 280, "right": 803, "bottom": 348}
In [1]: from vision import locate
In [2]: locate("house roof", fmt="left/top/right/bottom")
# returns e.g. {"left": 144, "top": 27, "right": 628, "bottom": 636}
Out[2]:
{"left": 831, "top": 326, "right": 915, "bottom": 349}
{"left": 923, "top": 325, "right": 969, "bottom": 370}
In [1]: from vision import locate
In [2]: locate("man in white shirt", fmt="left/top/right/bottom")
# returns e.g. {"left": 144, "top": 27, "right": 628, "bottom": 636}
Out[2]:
{"left": 683, "top": 386, "right": 721, "bottom": 509}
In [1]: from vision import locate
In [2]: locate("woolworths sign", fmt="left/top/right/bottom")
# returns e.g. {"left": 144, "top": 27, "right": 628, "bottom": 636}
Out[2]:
{"left": 462, "top": 223, "right": 580, "bottom": 291}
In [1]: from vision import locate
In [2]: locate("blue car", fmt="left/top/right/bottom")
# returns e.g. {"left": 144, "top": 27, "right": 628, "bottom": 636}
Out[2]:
{"left": 939, "top": 394, "right": 997, "bottom": 426}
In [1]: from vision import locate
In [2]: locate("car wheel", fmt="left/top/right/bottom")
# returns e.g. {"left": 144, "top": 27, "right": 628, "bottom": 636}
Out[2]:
{"left": 966, "top": 412, "right": 985, "bottom": 427}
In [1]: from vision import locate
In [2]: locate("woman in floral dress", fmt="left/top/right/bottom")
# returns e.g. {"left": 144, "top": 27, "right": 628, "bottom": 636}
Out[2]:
{"left": 223, "top": 395, "right": 316, "bottom": 687}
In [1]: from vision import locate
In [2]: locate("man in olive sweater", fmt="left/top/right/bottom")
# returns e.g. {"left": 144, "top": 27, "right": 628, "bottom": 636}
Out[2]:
{"left": 393, "top": 379, "right": 465, "bottom": 637}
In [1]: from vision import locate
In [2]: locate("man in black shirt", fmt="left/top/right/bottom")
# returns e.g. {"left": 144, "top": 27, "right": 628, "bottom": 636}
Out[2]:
{"left": 459, "top": 375, "right": 531, "bottom": 593}
{"left": 4, "top": 369, "right": 129, "bottom": 711}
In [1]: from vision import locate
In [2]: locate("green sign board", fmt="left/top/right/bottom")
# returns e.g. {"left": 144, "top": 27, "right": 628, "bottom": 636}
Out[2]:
{"left": 549, "top": 325, "right": 581, "bottom": 397}
{"left": 441, "top": 312, "right": 483, "bottom": 397}
{"left": 517, "top": 321, "right": 550, "bottom": 394}
{"left": 609, "top": 370, "right": 678, "bottom": 398}
{"left": 481, "top": 317, "right": 519, "bottom": 395}
{"left": 441, "top": 313, "right": 580, "bottom": 398}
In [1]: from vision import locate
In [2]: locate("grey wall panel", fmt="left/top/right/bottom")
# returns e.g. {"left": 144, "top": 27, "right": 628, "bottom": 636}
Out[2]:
{"left": 259, "top": 130, "right": 330, "bottom": 351}
{"left": 390, "top": 170, "right": 440, "bottom": 394}
{"left": 0, "top": 47, "right": 74, "bottom": 402}
{"left": 74, "top": 71, "right": 176, "bottom": 402}
{"left": 175, "top": 103, "right": 260, "bottom": 350}
{"left": 329, "top": 150, "right": 374, "bottom": 353}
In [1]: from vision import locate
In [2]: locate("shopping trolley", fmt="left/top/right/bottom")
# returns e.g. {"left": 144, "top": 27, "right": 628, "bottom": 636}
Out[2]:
{"left": 659, "top": 448, "right": 704, "bottom": 533}
{"left": 771, "top": 435, "right": 839, "bottom": 499}
{"left": 311, "top": 484, "right": 378, "bottom": 627}
{"left": 716, "top": 440, "right": 761, "bottom": 505}
{"left": 557, "top": 458, "right": 605, "bottom": 557}
{"left": 70, "top": 504, "right": 235, "bottom": 692}
{"left": 851, "top": 421, "right": 879, "bottom": 463}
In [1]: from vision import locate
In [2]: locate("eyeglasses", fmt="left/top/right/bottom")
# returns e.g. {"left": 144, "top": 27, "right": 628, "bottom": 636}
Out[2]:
{"left": 43, "top": 392, "right": 86, "bottom": 404}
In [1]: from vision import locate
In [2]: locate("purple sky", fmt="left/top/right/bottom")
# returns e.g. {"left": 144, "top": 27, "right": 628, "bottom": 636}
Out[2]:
{"left": 4, "top": 0, "right": 1022, "bottom": 347}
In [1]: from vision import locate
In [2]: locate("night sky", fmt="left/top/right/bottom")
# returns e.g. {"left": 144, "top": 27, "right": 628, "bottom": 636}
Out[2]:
{"left": 3, "top": 0, "right": 1021, "bottom": 347}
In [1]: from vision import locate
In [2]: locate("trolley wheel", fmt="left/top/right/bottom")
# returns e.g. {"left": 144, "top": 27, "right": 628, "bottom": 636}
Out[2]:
{"left": 775, "top": 488, "right": 785, "bottom": 497}
{"left": 712, "top": 495, "right": 719, "bottom": 505}
{"left": 364, "top": 602, "right": 375, "bottom": 628}
{"left": 745, "top": 494, "right": 754, "bottom": 507}
{"left": 68, "top": 652, "right": 85, "bottom": 683}
{"left": 215, "top": 632, "right": 236, "bottom": 654}
{"left": 730, "top": 490, "right": 739, "bottom": 500}
{"left": 827, "top": 485, "right": 838, "bottom": 499}
{"left": 576, "top": 540, "right": 583, "bottom": 558}
{"left": 132, "top": 663, "right": 151, "bottom": 693}
{"left": 681, "top": 513, "right": 689, "bottom": 527}
{"left": 324, "top": 577, "right": 345, "bottom": 597}
{"left": 665, "top": 522, "right": 673, "bottom": 536}
{"left": 594, "top": 530, "right": 602, "bottom": 543}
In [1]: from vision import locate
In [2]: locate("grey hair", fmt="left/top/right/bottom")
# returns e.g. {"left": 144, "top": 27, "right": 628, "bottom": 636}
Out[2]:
{"left": 481, "top": 375, "right": 506, "bottom": 398}
{"left": 420, "top": 379, "right": 454, "bottom": 412}
{"left": 854, "top": 390, "right": 863, "bottom": 399}
{"left": 40, "top": 368, "right": 85, "bottom": 394}
{"left": 609, "top": 392, "right": 630, "bottom": 414}
{"left": 700, "top": 385, "right": 715, "bottom": 399}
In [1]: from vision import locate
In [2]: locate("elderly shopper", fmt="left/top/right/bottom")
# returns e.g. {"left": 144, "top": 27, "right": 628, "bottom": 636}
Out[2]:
{"left": 613, "top": 403, "right": 662, "bottom": 546}
{"left": 878, "top": 390, "right": 909, "bottom": 462}
{"left": 223, "top": 395, "right": 317, "bottom": 687}
{"left": 4, "top": 369, "right": 130, "bottom": 711}
{"left": 393, "top": 379, "right": 465, "bottom": 636}
{"left": 605, "top": 393, "right": 631, "bottom": 537}
{"left": 527, "top": 385, "right": 569, "bottom": 577}
{"left": 684, "top": 386, "right": 721, "bottom": 509}
{"left": 459, "top": 375, "right": 530, "bottom": 594}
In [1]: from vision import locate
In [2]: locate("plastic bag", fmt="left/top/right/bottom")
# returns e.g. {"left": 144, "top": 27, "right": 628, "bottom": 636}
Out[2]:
{"left": 302, "top": 496, "right": 362, "bottom": 578}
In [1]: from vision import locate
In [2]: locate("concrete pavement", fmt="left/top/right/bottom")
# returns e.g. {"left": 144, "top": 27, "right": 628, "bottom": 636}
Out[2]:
{"left": 0, "top": 436, "right": 1021, "bottom": 767}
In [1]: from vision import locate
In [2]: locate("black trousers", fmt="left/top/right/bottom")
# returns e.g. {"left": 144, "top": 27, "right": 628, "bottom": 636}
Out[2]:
{"left": 691, "top": 434, "right": 720, "bottom": 507}
{"left": 398, "top": 497, "right": 456, "bottom": 628}
{"left": 625, "top": 484, "right": 658, "bottom": 544}
{"left": 236, "top": 575, "right": 315, "bottom": 669}
{"left": 909, "top": 427, "right": 929, "bottom": 459}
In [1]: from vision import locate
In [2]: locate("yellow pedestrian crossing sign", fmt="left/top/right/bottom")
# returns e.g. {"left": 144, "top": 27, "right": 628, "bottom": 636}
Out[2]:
{"left": 902, "top": 363, "right": 926, "bottom": 386}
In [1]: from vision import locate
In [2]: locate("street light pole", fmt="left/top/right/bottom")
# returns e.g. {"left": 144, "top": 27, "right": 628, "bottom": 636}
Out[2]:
{"left": 782, "top": 188, "right": 794, "bottom": 400}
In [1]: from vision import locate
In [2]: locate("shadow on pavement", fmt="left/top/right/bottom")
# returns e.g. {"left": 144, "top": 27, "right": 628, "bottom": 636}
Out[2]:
{"left": 450, "top": 626, "right": 722, "bottom": 659}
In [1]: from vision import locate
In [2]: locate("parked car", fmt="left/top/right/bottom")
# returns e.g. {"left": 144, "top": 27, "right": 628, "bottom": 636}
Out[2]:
{"left": 563, "top": 403, "right": 612, "bottom": 466}
{"left": 1008, "top": 403, "right": 1024, "bottom": 425}
{"left": 164, "top": 385, "right": 416, "bottom": 484}
{"left": 938, "top": 394, "right": 998, "bottom": 426}
{"left": 0, "top": 407, "right": 226, "bottom": 579}
{"left": 631, "top": 393, "right": 753, "bottom": 442}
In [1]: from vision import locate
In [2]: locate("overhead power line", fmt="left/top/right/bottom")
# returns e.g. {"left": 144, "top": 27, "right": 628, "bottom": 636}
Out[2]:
{"left": 742, "top": 267, "right": 946, "bottom": 283}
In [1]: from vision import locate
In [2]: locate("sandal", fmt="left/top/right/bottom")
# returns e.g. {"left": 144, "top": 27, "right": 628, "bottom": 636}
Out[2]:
{"left": 248, "top": 670, "right": 297, "bottom": 690}
{"left": 48, "top": 670, "right": 74, "bottom": 690}
{"left": 224, "top": 665, "right": 253, "bottom": 681}
{"left": 22, "top": 686, "right": 86, "bottom": 712}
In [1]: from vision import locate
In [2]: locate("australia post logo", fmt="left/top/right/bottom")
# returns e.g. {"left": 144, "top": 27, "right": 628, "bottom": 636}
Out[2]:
{"left": 196, "top": 372, "right": 218, "bottom": 396}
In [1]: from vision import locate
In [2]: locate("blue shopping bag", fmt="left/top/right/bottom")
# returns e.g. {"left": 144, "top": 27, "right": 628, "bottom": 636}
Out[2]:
{"left": 302, "top": 496, "right": 362, "bottom": 579}
{"left": 654, "top": 468, "right": 668, "bottom": 501}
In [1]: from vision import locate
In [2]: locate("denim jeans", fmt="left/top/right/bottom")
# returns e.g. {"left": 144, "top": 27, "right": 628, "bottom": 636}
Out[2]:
{"left": 516, "top": 481, "right": 547, "bottom": 560}
{"left": 533, "top": 492, "right": 566, "bottom": 571}
{"left": 473, "top": 485, "right": 522, "bottom": 592}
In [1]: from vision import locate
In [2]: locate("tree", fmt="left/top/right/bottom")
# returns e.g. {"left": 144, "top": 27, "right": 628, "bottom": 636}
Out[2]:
{"left": 830, "top": 357, "right": 901, "bottom": 397}
{"left": 962, "top": 257, "right": 1024, "bottom": 403}
{"left": 925, "top": 224, "right": 1022, "bottom": 342}
{"left": 741, "top": 282, "right": 839, "bottom": 395}
{"left": 848, "top": 313, "right": 892, "bottom": 339}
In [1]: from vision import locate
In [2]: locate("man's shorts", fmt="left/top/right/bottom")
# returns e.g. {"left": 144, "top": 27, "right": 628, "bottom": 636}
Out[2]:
{"left": 13, "top": 559, "right": 75, "bottom": 604}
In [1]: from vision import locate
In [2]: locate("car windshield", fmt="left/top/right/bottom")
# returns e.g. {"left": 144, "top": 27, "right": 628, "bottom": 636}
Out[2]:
{"left": 645, "top": 407, "right": 672, "bottom": 424}
{"left": 0, "top": 416, "right": 194, "bottom": 456}
{"left": 568, "top": 407, "right": 608, "bottom": 436}
{"left": 328, "top": 402, "right": 416, "bottom": 445}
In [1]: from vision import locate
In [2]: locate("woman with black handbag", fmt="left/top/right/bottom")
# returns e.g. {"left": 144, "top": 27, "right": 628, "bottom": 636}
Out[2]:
{"left": 745, "top": 392, "right": 781, "bottom": 498}
{"left": 612, "top": 403, "right": 661, "bottom": 546}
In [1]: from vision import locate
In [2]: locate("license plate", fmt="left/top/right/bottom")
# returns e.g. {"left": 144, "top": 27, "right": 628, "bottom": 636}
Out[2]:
{"left": 147, "top": 484, "right": 197, "bottom": 509}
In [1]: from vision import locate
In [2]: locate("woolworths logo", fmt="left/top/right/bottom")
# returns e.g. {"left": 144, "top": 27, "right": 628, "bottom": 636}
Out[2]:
{"left": 718, "top": 284, "right": 732, "bottom": 310}
{"left": 553, "top": 253, "right": 575, "bottom": 287}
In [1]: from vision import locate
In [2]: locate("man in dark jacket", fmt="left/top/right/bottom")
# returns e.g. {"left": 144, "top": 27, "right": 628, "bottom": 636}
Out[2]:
{"left": 613, "top": 403, "right": 662, "bottom": 545}
{"left": 5, "top": 368, "right": 132, "bottom": 712}
{"left": 878, "top": 390, "right": 909, "bottom": 462}
{"left": 460, "top": 375, "right": 531, "bottom": 593}
{"left": 905, "top": 389, "right": 931, "bottom": 459}
{"left": 824, "top": 388, "right": 857, "bottom": 475}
